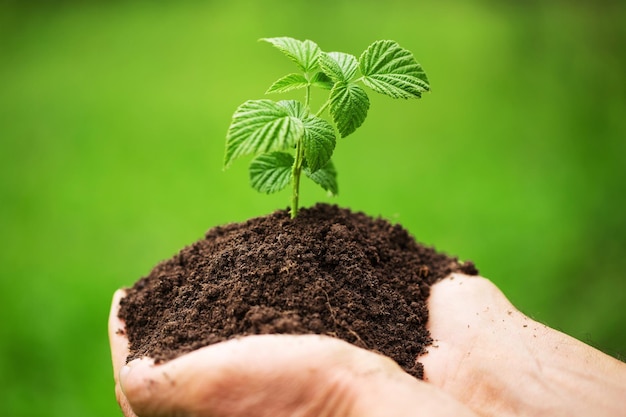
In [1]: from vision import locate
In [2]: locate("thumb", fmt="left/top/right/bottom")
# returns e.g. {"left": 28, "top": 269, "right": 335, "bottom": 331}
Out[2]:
{"left": 118, "top": 334, "right": 477, "bottom": 417}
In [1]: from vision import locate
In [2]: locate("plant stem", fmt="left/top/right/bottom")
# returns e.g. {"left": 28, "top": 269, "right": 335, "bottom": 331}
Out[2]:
{"left": 315, "top": 99, "right": 331, "bottom": 117}
{"left": 290, "top": 84, "right": 312, "bottom": 218}
{"left": 290, "top": 137, "right": 304, "bottom": 218}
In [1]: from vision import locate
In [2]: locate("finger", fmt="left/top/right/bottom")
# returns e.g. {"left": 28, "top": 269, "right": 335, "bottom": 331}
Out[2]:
{"left": 420, "top": 274, "right": 537, "bottom": 416}
{"left": 120, "top": 334, "right": 478, "bottom": 417}
{"left": 108, "top": 289, "right": 139, "bottom": 417}
{"left": 424, "top": 273, "right": 518, "bottom": 337}
{"left": 108, "top": 289, "right": 131, "bottom": 382}
{"left": 420, "top": 273, "right": 516, "bottom": 380}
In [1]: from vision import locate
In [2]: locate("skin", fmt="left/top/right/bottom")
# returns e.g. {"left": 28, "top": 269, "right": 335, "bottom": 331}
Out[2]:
{"left": 109, "top": 274, "right": 626, "bottom": 417}
{"left": 420, "top": 274, "right": 626, "bottom": 417}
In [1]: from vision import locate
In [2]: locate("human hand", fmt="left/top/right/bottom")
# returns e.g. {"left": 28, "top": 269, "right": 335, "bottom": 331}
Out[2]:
{"left": 420, "top": 273, "right": 626, "bottom": 417}
{"left": 109, "top": 290, "right": 478, "bottom": 417}
{"left": 109, "top": 274, "right": 626, "bottom": 417}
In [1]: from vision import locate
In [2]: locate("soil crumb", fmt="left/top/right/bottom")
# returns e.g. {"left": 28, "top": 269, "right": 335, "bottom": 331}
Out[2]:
{"left": 119, "top": 204, "right": 477, "bottom": 379}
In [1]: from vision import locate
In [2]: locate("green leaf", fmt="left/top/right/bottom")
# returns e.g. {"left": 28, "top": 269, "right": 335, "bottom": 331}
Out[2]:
{"left": 225, "top": 100, "right": 304, "bottom": 168}
{"left": 277, "top": 99, "right": 308, "bottom": 119}
{"left": 359, "top": 40, "right": 430, "bottom": 99}
{"left": 329, "top": 82, "right": 370, "bottom": 137}
{"left": 266, "top": 73, "right": 309, "bottom": 94}
{"left": 305, "top": 160, "right": 338, "bottom": 195}
{"left": 319, "top": 52, "right": 358, "bottom": 83}
{"left": 310, "top": 71, "right": 334, "bottom": 90}
{"left": 302, "top": 115, "right": 336, "bottom": 173}
{"left": 260, "top": 37, "right": 321, "bottom": 72}
{"left": 249, "top": 152, "right": 294, "bottom": 194}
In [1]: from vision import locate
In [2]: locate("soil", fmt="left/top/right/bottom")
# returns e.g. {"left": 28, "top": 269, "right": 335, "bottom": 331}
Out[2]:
{"left": 118, "top": 203, "right": 477, "bottom": 379}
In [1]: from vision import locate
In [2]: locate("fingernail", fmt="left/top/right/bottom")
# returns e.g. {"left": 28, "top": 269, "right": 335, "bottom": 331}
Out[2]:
{"left": 120, "top": 364, "right": 132, "bottom": 381}
{"left": 118, "top": 364, "right": 134, "bottom": 397}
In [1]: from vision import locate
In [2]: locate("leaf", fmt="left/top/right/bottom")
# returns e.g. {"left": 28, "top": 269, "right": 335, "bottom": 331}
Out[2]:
{"left": 310, "top": 71, "right": 334, "bottom": 90}
{"left": 266, "top": 73, "right": 309, "bottom": 94}
{"left": 318, "top": 52, "right": 358, "bottom": 83}
{"left": 302, "top": 115, "right": 336, "bottom": 172}
{"left": 277, "top": 99, "right": 308, "bottom": 119}
{"left": 260, "top": 37, "right": 321, "bottom": 72}
{"left": 359, "top": 40, "right": 430, "bottom": 99}
{"left": 305, "top": 160, "right": 338, "bottom": 196}
{"left": 249, "top": 152, "right": 294, "bottom": 194}
{"left": 225, "top": 100, "right": 304, "bottom": 168}
{"left": 274, "top": 101, "right": 334, "bottom": 172}
{"left": 329, "top": 82, "right": 370, "bottom": 137}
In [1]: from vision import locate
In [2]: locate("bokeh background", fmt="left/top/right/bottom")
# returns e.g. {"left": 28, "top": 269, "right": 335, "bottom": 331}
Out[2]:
{"left": 1, "top": 0, "right": 625, "bottom": 415}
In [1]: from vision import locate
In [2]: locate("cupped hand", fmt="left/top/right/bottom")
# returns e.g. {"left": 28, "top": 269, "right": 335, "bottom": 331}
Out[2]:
{"left": 110, "top": 274, "right": 626, "bottom": 417}
{"left": 420, "top": 273, "right": 626, "bottom": 417}
{"left": 109, "top": 289, "right": 477, "bottom": 417}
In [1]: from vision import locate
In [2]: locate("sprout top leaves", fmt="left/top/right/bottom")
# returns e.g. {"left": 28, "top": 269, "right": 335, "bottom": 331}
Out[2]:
{"left": 224, "top": 37, "right": 430, "bottom": 218}
{"left": 360, "top": 40, "right": 430, "bottom": 98}
{"left": 259, "top": 37, "right": 321, "bottom": 72}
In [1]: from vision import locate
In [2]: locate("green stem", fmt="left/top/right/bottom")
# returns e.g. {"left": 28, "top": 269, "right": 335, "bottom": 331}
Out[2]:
{"left": 305, "top": 81, "right": 311, "bottom": 109}
{"left": 315, "top": 99, "right": 331, "bottom": 117}
{"left": 290, "top": 84, "right": 312, "bottom": 219}
{"left": 290, "top": 137, "right": 304, "bottom": 219}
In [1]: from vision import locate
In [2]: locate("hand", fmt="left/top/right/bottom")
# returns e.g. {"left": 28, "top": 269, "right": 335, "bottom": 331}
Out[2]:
{"left": 109, "top": 274, "right": 626, "bottom": 417}
{"left": 420, "top": 274, "right": 626, "bottom": 417}
{"left": 109, "top": 290, "right": 478, "bottom": 417}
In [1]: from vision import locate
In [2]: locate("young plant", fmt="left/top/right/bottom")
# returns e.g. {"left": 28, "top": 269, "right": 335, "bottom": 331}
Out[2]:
{"left": 224, "top": 37, "right": 429, "bottom": 218}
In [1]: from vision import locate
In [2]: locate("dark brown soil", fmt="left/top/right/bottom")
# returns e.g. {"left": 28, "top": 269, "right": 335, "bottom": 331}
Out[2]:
{"left": 118, "top": 204, "right": 477, "bottom": 379}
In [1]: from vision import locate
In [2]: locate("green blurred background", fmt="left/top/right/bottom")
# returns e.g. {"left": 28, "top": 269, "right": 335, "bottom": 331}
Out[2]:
{"left": 1, "top": 0, "right": 625, "bottom": 415}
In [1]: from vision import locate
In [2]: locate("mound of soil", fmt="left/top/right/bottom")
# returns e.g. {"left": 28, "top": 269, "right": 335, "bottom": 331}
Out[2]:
{"left": 118, "top": 204, "right": 477, "bottom": 378}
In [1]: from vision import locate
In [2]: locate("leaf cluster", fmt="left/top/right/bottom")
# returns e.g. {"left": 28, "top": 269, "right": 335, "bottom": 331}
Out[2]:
{"left": 224, "top": 37, "right": 429, "bottom": 216}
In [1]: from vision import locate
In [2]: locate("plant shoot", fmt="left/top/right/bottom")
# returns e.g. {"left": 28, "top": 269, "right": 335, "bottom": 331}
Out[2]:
{"left": 224, "top": 37, "right": 429, "bottom": 218}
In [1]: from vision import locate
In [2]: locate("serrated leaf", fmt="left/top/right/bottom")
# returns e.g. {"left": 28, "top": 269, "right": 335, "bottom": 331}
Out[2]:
{"left": 359, "top": 40, "right": 430, "bottom": 99}
{"left": 305, "top": 160, "right": 338, "bottom": 195}
{"left": 319, "top": 52, "right": 358, "bottom": 83}
{"left": 249, "top": 152, "right": 294, "bottom": 194}
{"left": 302, "top": 115, "right": 336, "bottom": 172}
{"left": 261, "top": 37, "right": 321, "bottom": 72}
{"left": 225, "top": 100, "right": 304, "bottom": 168}
{"left": 310, "top": 71, "right": 334, "bottom": 90}
{"left": 277, "top": 99, "right": 308, "bottom": 119}
{"left": 329, "top": 82, "right": 370, "bottom": 137}
{"left": 266, "top": 73, "right": 309, "bottom": 94}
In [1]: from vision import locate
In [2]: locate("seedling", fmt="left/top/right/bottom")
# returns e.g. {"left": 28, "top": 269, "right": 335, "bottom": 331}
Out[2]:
{"left": 224, "top": 37, "right": 429, "bottom": 218}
